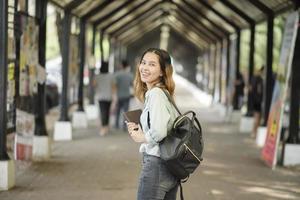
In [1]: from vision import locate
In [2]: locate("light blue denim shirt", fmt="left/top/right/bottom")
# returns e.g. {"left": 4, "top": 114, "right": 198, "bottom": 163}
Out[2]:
{"left": 139, "top": 87, "right": 178, "bottom": 157}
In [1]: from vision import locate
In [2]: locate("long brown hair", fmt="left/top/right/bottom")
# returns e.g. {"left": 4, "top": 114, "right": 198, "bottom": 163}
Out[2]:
{"left": 134, "top": 48, "right": 175, "bottom": 102}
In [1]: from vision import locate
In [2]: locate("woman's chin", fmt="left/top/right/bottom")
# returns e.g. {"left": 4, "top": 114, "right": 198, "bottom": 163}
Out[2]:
{"left": 141, "top": 78, "right": 148, "bottom": 83}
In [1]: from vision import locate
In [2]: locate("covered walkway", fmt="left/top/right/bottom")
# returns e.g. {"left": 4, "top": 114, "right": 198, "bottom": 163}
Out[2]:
{"left": 1, "top": 0, "right": 300, "bottom": 198}
{"left": 1, "top": 81, "right": 300, "bottom": 200}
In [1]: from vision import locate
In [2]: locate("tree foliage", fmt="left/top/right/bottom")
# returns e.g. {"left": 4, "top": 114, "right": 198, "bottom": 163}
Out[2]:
{"left": 240, "top": 14, "right": 287, "bottom": 74}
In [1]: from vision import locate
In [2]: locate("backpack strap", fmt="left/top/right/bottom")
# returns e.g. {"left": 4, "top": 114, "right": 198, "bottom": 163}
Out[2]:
{"left": 161, "top": 89, "right": 182, "bottom": 115}
{"left": 147, "top": 111, "right": 150, "bottom": 129}
{"left": 147, "top": 89, "right": 181, "bottom": 128}
{"left": 179, "top": 181, "right": 184, "bottom": 200}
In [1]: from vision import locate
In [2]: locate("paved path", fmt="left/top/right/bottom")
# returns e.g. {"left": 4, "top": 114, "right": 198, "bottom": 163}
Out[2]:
{"left": 1, "top": 80, "right": 300, "bottom": 200}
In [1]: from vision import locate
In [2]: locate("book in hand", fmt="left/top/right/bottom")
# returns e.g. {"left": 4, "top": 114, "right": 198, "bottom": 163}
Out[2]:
{"left": 123, "top": 109, "right": 142, "bottom": 124}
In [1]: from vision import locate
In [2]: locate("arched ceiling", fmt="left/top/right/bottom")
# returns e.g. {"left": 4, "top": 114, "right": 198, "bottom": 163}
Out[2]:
{"left": 49, "top": 0, "right": 296, "bottom": 50}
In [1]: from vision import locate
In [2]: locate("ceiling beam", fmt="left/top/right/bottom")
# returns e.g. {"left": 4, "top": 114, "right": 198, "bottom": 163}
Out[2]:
{"left": 92, "top": 0, "right": 133, "bottom": 26}
{"left": 247, "top": 0, "right": 274, "bottom": 15}
{"left": 171, "top": 1, "right": 223, "bottom": 40}
{"left": 167, "top": 21, "right": 205, "bottom": 50}
{"left": 196, "top": 0, "right": 240, "bottom": 30}
{"left": 65, "top": 0, "right": 85, "bottom": 12}
{"left": 181, "top": 0, "right": 230, "bottom": 35}
{"left": 122, "top": 20, "right": 163, "bottom": 46}
{"left": 110, "top": 3, "right": 162, "bottom": 37}
{"left": 171, "top": 12, "right": 216, "bottom": 43}
{"left": 113, "top": 9, "right": 163, "bottom": 39}
{"left": 49, "top": 0, "right": 64, "bottom": 10}
{"left": 115, "top": 11, "right": 163, "bottom": 40}
{"left": 119, "top": 15, "right": 206, "bottom": 50}
{"left": 166, "top": 16, "right": 208, "bottom": 47}
{"left": 124, "top": 20, "right": 205, "bottom": 51}
{"left": 220, "top": 0, "right": 255, "bottom": 25}
{"left": 118, "top": 16, "right": 162, "bottom": 42}
{"left": 82, "top": 0, "right": 111, "bottom": 20}
{"left": 99, "top": 0, "right": 153, "bottom": 31}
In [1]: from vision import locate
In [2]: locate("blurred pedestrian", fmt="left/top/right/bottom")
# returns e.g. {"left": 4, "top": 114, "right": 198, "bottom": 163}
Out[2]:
{"left": 250, "top": 66, "right": 264, "bottom": 138}
{"left": 94, "top": 61, "right": 116, "bottom": 136}
{"left": 126, "top": 48, "right": 179, "bottom": 199}
{"left": 233, "top": 71, "right": 245, "bottom": 109}
{"left": 114, "top": 60, "right": 133, "bottom": 130}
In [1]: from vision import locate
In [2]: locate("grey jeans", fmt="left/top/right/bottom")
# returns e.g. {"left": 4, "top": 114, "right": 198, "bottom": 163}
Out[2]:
{"left": 137, "top": 154, "right": 178, "bottom": 200}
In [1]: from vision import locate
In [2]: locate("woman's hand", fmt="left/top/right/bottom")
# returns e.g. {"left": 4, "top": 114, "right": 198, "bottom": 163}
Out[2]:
{"left": 126, "top": 122, "right": 146, "bottom": 143}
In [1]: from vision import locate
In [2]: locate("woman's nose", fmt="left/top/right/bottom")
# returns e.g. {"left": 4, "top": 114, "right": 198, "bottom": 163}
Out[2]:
{"left": 141, "top": 64, "right": 149, "bottom": 70}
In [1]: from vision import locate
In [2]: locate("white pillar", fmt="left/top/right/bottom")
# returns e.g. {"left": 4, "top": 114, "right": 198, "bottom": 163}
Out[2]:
{"left": 0, "top": 160, "right": 15, "bottom": 190}
{"left": 32, "top": 135, "right": 51, "bottom": 160}
{"left": 86, "top": 104, "right": 99, "bottom": 120}
{"left": 239, "top": 116, "right": 254, "bottom": 133}
{"left": 72, "top": 111, "right": 88, "bottom": 128}
{"left": 160, "top": 25, "right": 170, "bottom": 50}
{"left": 283, "top": 144, "right": 300, "bottom": 166}
{"left": 54, "top": 121, "right": 72, "bottom": 141}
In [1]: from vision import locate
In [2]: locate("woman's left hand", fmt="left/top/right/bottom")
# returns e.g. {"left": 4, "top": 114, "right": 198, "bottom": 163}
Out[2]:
{"left": 126, "top": 123, "right": 146, "bottom": 143}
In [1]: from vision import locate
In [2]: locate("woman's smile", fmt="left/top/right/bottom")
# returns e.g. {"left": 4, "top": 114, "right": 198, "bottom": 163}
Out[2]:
{"left": 141, "top": 71, "right": 150, "bottom": 79}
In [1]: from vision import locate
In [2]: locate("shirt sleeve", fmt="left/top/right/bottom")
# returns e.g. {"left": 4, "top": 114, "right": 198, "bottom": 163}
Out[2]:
{"left": 144, "top": 88, "right": 170, "bottom": 144}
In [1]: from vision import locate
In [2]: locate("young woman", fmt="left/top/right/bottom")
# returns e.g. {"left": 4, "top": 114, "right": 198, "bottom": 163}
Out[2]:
{"left": 126, "top": 48, "right": 179, "bottom": 199}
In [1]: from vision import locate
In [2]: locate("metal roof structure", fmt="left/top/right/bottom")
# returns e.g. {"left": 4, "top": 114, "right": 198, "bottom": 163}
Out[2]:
{"left": 48, "top": 0, "right": 297, "bottom": 49}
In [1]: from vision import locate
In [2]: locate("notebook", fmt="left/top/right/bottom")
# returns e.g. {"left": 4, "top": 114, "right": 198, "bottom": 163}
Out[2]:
{"left": 123, "top": 109, "right": 142, "bottom": 124}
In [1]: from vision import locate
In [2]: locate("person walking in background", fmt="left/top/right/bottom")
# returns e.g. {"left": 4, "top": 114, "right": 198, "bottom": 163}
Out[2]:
{"left": 114, "top": 60, "right": 133, "bottom": 130}
{"left": 126, "top": 48, "right": 179, "bottom": 199}
{"left": 234, "top": 71, "right": 245, "bottom": 109}
{"left": 94, "top": 61, "right": 116, "bottom": 136}
{"left": 250, "top": 66, "right": 264, "bottom": 138}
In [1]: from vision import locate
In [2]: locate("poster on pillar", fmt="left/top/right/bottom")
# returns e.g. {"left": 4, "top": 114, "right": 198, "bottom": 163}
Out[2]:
{"left": 14, "top": 109, "right": 35, "bottom": 160}
{"left": 7, "top": 32, "right": 16, "bottom": 133}
{"left": 68, "top": 34, "right": 79, "bottom": 104}
{"left": 262, "top": 12, "right": 299, "bottom": 168}
{"left": 7, "top": 63, "right": 16, "bottom": 132}
{"left": 13, "top": 15, "right": 39, "bottom": 160}
{"left": 19, "top": 16, "right": 39, "bottom": 96}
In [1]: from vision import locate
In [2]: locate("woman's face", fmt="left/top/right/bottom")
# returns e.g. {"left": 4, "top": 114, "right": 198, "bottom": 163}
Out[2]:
{"left": 139, "top": 52, "right": 163, "bottom": 89}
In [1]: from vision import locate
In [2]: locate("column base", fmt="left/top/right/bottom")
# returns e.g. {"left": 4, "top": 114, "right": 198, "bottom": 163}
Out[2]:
{"left": 239, "top": 116, "right": 254, "bottom": 133}
{"left": 283, "top": 144, "right": 300, "bottom": 166}
{"left": 216, "top": 103, "right": 226, "bottom": 118}
{"left": 0, "top": 160, "right": 15, "bottom": 191}
{"left": 231, "top": 110, "right": 241, "bottom": 123}
{"left": 54, "top": 121, "right": 72, "bottom": 141}
{"left": 33, "top": 136, "right": 51, "bottom": 160}
{"left": 224, "top": 107, "right": 241, "bottom": 123}
{"left": 85, "top": 104, "right": 99, "bottom": 120}
{"left": 256, "top": 126, "right": 267, "bottom": 147}
{"left": 72, "top": 111, "right": 88, "bottom": 128}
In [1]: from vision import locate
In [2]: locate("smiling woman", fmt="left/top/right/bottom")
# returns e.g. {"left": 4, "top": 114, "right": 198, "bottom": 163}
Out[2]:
{"left": 126, "top": 48, "right": 179, "bottom": 200}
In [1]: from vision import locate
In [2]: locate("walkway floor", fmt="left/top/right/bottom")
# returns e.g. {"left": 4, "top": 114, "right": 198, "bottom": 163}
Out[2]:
{"left": 1, "top": 79, "right": 300, "bottom": 200}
